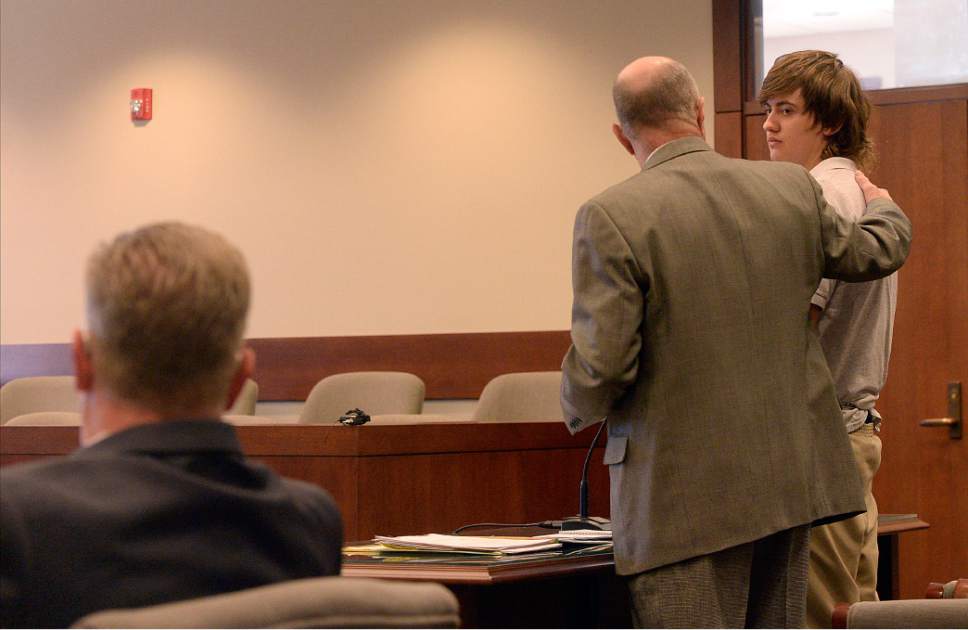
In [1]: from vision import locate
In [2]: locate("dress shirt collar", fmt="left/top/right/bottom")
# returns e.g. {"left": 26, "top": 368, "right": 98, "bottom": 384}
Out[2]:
{"left": 810, "top": 156, "right": 857, "bottom": 177}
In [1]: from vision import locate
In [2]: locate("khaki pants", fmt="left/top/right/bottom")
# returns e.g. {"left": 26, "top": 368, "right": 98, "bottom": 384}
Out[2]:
{"left": 806, "top": 424, "right": 882, "bottom": 628}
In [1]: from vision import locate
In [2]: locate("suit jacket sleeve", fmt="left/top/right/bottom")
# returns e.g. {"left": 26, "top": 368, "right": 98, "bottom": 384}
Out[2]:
{"left": 812, "top": 176, "right": 913, "bottom": 281}
{"left": 561, "top": 201, "right": 644, "bottom": 434}
{"left": 286, "top": 480, "right": 343, "bottom": 575}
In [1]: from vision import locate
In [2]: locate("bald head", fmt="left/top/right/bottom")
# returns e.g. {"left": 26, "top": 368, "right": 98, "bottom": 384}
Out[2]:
{"left": 613, "top": 56, "right": 702, "bottom": 137}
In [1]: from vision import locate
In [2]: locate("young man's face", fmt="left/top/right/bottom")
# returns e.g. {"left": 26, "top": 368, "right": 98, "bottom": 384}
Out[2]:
{"left": 761, "top": 89, "right": 830, "bottom": 170}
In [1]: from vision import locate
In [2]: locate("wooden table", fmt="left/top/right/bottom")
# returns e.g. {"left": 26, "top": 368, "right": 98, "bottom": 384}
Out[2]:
{"left": 876, "top": 514, "right": 930, "bottom": 600}
{"left": 341, "top": 514, "right": 928, "bottom": 627}
{"left": 342, "top": 546, "right": 630, "bottom": 628}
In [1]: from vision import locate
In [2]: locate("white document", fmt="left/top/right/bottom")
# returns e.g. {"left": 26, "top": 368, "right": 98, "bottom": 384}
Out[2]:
{"left": 536, "top": 529, "right": 613, "bottom": 541}
{"left": 373, "top": 534, "right": 562, "bottom": 555}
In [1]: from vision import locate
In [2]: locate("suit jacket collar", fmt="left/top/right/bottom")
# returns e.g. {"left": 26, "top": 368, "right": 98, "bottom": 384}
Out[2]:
{"left": 77, "top": 420, "right": 242, "bottom": 457}
{"left": 643, "top": 135, "right": 711, "bottom": 171}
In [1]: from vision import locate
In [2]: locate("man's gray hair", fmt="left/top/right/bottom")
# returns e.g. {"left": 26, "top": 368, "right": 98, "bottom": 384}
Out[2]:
{"left": 85, "top": 222, "right": 250, "bottom": 414}
{"left": 613, "top": 60, "right": 700, "bottom": 135}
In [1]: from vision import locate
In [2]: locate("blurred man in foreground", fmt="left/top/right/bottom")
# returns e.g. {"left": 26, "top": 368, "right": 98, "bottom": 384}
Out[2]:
{"left": 1, "top": 222, "right": 343, "bottom": 628}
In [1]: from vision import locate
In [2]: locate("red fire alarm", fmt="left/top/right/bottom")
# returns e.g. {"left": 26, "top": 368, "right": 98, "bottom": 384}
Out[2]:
{"left": 130, "top": 88, "right": 153, "bottom": 121}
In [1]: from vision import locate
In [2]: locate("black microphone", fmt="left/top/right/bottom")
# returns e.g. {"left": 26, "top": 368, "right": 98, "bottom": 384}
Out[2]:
{"left": 338, "top": 408, "right": 371, "bottom": 426}
{"left": 560, "top": 420, "right": 611, "bottom": 531}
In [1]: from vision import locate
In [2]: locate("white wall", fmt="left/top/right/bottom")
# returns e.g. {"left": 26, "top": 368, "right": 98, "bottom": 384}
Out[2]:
{"left": 1, "top": 0, "right": 714, "bottom": 344}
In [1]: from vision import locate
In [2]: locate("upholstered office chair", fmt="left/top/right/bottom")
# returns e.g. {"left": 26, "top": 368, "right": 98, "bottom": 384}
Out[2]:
{"left": 299, "top": 372, "right": 425, "bottom": 424}
{"left": 832, "top": 599, "right": 968, "bottom": 628}
{"left": 71, "top": 576, "right": 460, "bottom": 628}
{"left": 226, "top": 378, "right": 259, "bottom": 415}
{"left": 4, "top": 411, "right": 82, "bottom": 426}
{"left": 0, "top": 376, "right": 80, "bottom": 424}
{"left": 471, "top": 371, "right": 564, "bottom": 421}
{"left": 832, "top": 579, "right": 968, "bottom": 628}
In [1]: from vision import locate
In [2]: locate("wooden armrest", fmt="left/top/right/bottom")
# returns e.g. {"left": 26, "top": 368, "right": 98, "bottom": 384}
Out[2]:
{"left": 831, "top": 603, "right": 850, "bottom": 629}
{"left": 956, "top": 578, "right": 968, "bottom": 599}
{"left": 926, "top": 578, "right": 968, "bottom": 599}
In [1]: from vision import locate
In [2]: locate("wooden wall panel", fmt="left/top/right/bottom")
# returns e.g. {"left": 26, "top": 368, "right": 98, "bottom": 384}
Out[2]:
{"left": 866, "top": 84, "right": 968, "bottom": 107}
{"left": 743, "top": 83, "right": 968, "bottom": 115}
{"left": 248, "top": 331, "right": 571, "bottom": 401}
{"left": 742, "top": 113, "right": 769, "bottom": 161}
{"left": 1, "top": 330, "right": 573, "bottom": 401}
{"left": 712, "top": 0, "right": 743, "bottom": 113}
{"left": 714, "top": 112, "right": 743, "bottom": 158}
{"left": 354, "top": 447, "right": 608, "bottom": 540}
{"left": 0, "top": 426, "right": 79, "bottom": 467}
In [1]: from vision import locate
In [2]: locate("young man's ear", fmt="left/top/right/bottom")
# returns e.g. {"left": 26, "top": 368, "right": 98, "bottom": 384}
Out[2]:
{"left": 224, "top": 347, "right": 256, "bottom": 411}
{"left": 822, "top": 123, "right": 843, "bottom": 138}
{"left": 72, "top": 330, "right": 94, "bottom": 392}
{"left": 696, "top": 96, "right": 706, "bottom": 138}
{"left": 612, "top": 123, "right": 635, "bottom": 156}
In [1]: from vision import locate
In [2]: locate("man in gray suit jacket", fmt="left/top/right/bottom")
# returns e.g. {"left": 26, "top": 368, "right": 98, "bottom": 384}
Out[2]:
{"left": 560, "top": 57, "right": 911, "bottom": 628}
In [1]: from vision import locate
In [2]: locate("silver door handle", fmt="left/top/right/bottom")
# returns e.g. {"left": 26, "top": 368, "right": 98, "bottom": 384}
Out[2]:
{"left": 918, "top": 382, "right": 961, "bottom": 439}
{"left": 919, "top": 417, "right": 957, "bottom": 427}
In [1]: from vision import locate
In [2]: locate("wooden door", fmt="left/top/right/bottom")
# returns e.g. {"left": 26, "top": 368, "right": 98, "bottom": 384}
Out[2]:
{"left": 745, "top": 97, "right": 968, "bottom": 598}
{"left": 866, "top": 99, "right": 968, "bottom": 597}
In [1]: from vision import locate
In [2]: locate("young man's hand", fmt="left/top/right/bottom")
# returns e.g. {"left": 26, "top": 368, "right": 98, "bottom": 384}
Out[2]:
{"left": 855, "top": 171, "right": 893, "bottom": 203}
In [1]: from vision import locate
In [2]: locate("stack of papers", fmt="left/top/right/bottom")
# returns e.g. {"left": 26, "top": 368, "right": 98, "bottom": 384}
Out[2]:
{"left": 538, "top": 529, "right": 613, "bottom": 544}
{"left": 373, "top": 534, "right": 562, "bottom": 555}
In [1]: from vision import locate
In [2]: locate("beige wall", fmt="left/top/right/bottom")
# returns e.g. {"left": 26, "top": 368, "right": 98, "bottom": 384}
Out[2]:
{"left": 0, "top": 0, "right": 714, "bottom": 344}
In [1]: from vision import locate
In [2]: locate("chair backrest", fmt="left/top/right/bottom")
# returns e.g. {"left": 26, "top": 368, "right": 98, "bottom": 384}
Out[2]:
{"left": 71, "top": 576, "right": 460, "bottom": 628}
{"left": 0, "top": 376, "right": 81, "bottom": 424}
{"left": 226, "top": 378, "right": 259, "bottom": 415}
{"left": 471, "top": 371, "right": 564, "bottom": 421}
{"left": 0, "top": 377, "right": 259, "bottom": 422}
{"left": 1, "top": 376, "right": 80, "bottom": 424}
{"left": 4, "top": 411, "right": 82, "bottom": 426}
{"left": 299, "top": 372, "right": 425, "bottom": 423}
{"left": 835, "top": 598, "right": 968, "bottom": 628}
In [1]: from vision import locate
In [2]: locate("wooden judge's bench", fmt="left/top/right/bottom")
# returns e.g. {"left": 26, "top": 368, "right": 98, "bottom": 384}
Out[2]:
{"left": 0, "top": 421, "right": 610, "bottom": 541}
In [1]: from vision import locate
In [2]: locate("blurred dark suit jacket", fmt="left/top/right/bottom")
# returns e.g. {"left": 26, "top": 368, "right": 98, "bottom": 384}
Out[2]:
{"left": 1, "top": 420, "right": 343, "bottom": 628}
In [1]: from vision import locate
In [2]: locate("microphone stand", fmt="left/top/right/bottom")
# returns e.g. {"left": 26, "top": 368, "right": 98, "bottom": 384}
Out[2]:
{"left": 561, "top": 420, "right": 611, "bottom": 531}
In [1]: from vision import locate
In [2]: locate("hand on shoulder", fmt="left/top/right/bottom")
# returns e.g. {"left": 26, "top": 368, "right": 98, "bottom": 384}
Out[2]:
{"left": 855, "top": 171, "right": 893, "bottom": 203}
